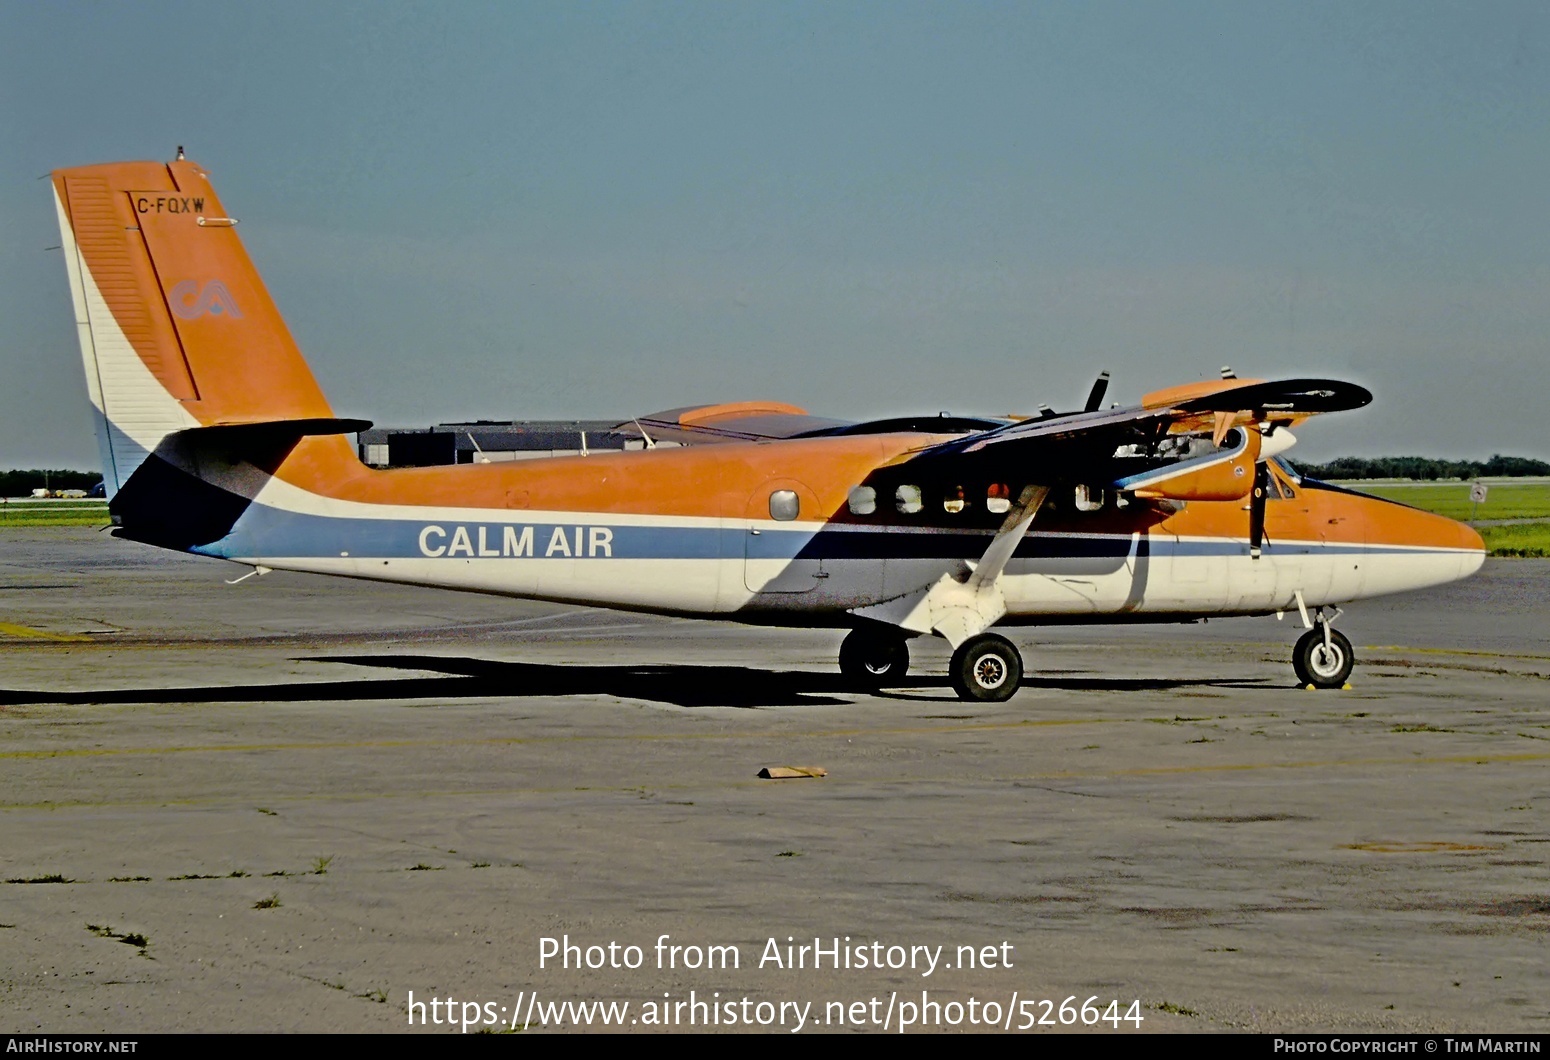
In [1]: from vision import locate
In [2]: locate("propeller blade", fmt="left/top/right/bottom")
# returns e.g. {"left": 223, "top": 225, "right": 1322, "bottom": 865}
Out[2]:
{"left": 1249, "top": 463, "right": 1269, "bottom": 559}
{"left": 1083, "top": 371, "right": 1111, "bottom": 413}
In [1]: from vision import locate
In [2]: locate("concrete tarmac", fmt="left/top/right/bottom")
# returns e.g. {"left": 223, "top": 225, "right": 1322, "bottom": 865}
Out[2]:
{"left": 1, "top": 529, "right": 1546, "bottom": 1033}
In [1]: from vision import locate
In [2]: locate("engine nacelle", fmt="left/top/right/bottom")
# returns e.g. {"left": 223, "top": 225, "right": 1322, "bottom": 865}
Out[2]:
{"left": 1114, "top": 427, "right": 1262, "bottom": 502}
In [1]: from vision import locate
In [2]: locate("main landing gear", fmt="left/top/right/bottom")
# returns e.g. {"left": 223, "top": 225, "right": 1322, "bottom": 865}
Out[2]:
{"left": 838, "top": 627, "right": 1026, "bottom": 703}
{"left": 838, "top": 625, "right": 910, "bottom": 688}
{"left": 948, "top": 633, "right": 1023, "bottom": 702}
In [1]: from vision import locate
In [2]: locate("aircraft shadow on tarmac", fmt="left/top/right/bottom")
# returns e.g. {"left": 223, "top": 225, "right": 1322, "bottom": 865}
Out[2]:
{"left": 0, "top": 654, "right": 1270, "bottom": 710}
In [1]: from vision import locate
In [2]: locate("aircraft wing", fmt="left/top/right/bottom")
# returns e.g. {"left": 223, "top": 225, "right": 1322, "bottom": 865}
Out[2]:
{"left": 620, "top": 401, "right": 853, "bottom": 445}
{"left": 908, "top": 378, "right": 1372, "bottom": 491}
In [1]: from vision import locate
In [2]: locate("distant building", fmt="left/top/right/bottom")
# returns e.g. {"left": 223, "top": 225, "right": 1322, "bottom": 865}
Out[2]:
{"left": 357, "top": 421, "right": 654, "bottom": 468}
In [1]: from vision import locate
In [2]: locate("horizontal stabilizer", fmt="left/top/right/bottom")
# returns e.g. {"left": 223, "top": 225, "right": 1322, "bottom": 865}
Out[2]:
{"left": 108, "top": 418, "right": 367, "bottom": 549}
{"left": 190, "top": 417, "right": 372, "bottom": 441}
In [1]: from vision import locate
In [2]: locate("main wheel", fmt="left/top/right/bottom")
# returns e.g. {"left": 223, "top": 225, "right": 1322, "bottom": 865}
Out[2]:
{"left": 949, "top": 633, "right": 1023, "bottom": 702}
{"left": 838, "top": 626, "right": 910, "bottom": 688}
{"left": 1292, "top": 627, "right": 1354, "bottom": 688}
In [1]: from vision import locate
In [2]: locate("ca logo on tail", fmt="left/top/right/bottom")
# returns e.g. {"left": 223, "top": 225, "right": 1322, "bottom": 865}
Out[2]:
{"left": 169, "top": 279, "right": 244, "bottom": 320}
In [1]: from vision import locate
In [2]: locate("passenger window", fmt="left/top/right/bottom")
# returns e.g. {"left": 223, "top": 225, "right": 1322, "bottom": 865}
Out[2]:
{"left": 847, "top": 486, "right": 876, "bottom": 515}
{"left": 943, "top": 486, "right": 966, "bottom": 514}
{"left": 769, "top": 490, "right": 800, "bottom": 521}
{"left": 1074, "top": 485, "right": 1105, "bottom": 512}
{"left": 895, "top": 485, "right": 923, "bottom": 515}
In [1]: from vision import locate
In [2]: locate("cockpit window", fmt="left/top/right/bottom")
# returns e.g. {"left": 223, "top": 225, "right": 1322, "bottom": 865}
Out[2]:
{"left": 1272, "top": 457, "right": 1303, "bottom": 483}
{"left": 1267, "top": 463, "right": 1297, "bottom": 499}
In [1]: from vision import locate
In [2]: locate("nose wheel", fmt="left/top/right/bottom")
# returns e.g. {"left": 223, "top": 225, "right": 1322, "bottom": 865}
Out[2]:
{"left": 1292, "top": 624, "right": 1354, "bottom": 688}
{"left": 949, "top": 633, "right": 1024, "bottom": 702}
{"left": 838, "top": 626, "right": 911, "bottom": 688}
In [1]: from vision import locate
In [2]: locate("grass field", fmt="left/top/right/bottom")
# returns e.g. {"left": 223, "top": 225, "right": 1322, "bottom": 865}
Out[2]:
{"left": 1351, "top": 481, "right": 1550, "bottom": 521}
{"left": 0, "top": 500, "right": 108, "bottom": 527}
{"left": 1340, "top": 480, "right": 1550, "bottom": 557}
{"left": 1477, "top": 522, "right": 1550, "bottom": 558}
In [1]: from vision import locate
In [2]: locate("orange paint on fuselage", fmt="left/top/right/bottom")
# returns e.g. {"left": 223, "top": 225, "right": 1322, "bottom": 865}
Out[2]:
{"left": 1159, "top": 468, "right": 1483, "bottom": 552}
{"left": 273, "top": 434, "right": 1482, "bottom": 562}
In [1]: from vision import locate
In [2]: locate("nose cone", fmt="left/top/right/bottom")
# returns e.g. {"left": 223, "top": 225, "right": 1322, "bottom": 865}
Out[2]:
{"left": 1363, "top": 495, "right": 1487, "bottom": 586}
{"left": 1427, "top": 512, "right": 1488, "bottom": 581}
{"left": 1454, "top": 518, "right": 1486, "bottom": 554}
{"left": 1452, "top": 517, "right": 1487, "bottom": 577}
{"left": 1363, "top": 494, "right": 1482, "bottom": 548}
{"left": 1416, "top": 506, "right": 1487, "bottom": 560}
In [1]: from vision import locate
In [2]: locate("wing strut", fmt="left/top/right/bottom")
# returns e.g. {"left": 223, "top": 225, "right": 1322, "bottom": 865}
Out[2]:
{"left": 850, "top": 485, "right": 1050, "bottom": 647}
{"left": 969, "top": 484, "right": 1049, "bottom": 589}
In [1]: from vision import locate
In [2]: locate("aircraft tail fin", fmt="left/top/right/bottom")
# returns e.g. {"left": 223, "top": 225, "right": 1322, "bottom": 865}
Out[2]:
{"left": 52, "top": 158, "right": 339, "bottom": 498}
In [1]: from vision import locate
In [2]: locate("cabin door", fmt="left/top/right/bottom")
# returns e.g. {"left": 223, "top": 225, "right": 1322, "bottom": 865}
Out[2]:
{"left": 743, "top": 478, "right": 823, "bottom": 593}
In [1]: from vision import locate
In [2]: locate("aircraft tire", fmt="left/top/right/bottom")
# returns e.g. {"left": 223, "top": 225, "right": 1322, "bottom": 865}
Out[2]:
{"left": 949, "top": 633, "right": 1023, "bottom": 702}
{"left": 838, "top": 627, "right": 910, "bottom": 688}
{"left": 1292, "top": 627, "right": 1354, "bottom": 688}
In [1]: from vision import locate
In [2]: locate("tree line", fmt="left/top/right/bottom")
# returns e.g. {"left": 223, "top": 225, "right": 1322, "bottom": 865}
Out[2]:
{"left": 0, "top": 469, "right": 103, "bottom": 496}
{"left": 1294, "top": 455, "right": 1550, "bottom": 481}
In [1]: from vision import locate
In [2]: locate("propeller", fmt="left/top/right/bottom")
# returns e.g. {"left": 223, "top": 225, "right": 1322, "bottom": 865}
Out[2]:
{"left": 1018, "top": 370, "right": 1113, "bottom": 421}
{"left": 1083, "top": 371, "right": 1111, "bottom": 413}
{"left": 1249, "top": 461, "right": 1269, "bottom": 559}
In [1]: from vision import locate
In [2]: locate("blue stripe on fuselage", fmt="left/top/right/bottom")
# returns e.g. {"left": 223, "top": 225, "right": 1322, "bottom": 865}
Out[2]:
{"left": 187, "top": 499, "right": 1461, "bottom": 562}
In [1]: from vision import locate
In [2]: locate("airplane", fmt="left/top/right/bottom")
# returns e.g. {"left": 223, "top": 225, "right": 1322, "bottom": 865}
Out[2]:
{"left": 47, "top": 156, "right": 1486, "bottom": 702}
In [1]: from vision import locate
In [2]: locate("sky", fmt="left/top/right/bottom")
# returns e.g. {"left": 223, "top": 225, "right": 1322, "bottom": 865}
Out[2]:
{"left": 3, "top": 1, "right": 1548, "bottom": 469}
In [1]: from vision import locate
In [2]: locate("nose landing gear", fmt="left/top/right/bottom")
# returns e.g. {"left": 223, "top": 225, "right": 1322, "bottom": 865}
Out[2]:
{"left": 1293, "top": 623, "right": 1354, "bottom": 688}
{"left": 1287, "top": 592, "right": 1354, "bottom": 688}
